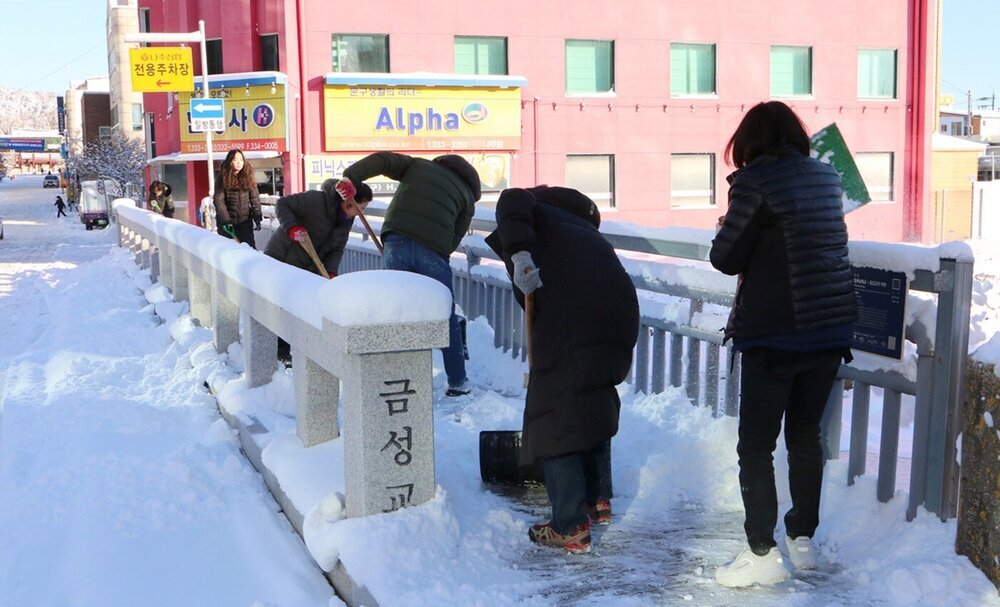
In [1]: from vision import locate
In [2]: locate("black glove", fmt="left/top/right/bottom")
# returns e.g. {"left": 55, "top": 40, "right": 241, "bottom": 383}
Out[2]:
{"left": 253, "top": 217, "right": 262, "bottom": 231}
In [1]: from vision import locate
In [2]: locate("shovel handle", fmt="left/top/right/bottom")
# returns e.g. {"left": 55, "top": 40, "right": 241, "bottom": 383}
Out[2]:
{"left": 298, "top": 232, "right": 331, "bottom": 279}
{"left": 524, "top": 292, "right": 535, "bottom": 369}
{"left": 348, "top": 197, "right": 383, "bottom": 254}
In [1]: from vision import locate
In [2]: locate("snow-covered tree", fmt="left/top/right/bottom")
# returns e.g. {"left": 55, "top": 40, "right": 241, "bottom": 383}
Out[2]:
{"left": 0, "top": 152, "right": 7, "bottom": 181}
{"left": 66, "top": 132, "right": 146, "bottom": 198}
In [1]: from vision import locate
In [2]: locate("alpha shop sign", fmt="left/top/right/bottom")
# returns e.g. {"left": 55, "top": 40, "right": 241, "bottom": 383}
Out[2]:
{"left": 323, "top": 84, "right": 522, "bottom": 152}
{"left": 178, "top": 83, "right": 287, "bottom": 154}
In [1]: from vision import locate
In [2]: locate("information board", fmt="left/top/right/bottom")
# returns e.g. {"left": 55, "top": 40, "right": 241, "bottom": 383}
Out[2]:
{"left": 851, "top": 266, "right": 908, "bottom": 359}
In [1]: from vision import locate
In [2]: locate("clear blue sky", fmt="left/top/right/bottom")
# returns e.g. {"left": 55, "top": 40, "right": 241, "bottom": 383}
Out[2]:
{"left": 940, "top": 0, "right": 997, "bottom": 110}
{"left": 0, "top": 0, "right": 109, "bottom": 93}
{"left": 0, "top": 0, "right": 993, "bottom": 107}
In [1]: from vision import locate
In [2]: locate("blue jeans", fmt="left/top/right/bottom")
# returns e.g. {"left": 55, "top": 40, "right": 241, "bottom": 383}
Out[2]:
{"left": 382, "top": 234, "right": 467, "bottom": 388}
{"left": 541, "top": 441, "right": 612, "bottom": 534}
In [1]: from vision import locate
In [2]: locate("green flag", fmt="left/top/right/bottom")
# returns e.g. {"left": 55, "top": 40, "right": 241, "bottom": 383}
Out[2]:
{"left": 810, "top": 123, "right": 871, "bottom": 213}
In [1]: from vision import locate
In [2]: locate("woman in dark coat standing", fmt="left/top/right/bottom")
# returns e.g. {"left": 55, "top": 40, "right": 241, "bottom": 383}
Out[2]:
{"left": 213, "top": 149, "right": 262, "bottom": 247}
{"left": 486, "top": 186, "right": 639, "bottom": 554}
{"left": 711, "top": 101, "right": 857, "bottom": 587}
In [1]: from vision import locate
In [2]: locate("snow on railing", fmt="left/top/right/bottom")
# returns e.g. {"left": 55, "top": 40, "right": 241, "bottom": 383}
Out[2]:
{"left": 115, "top": 199, "right": 973, "bottom": 523}
{"left": 113, "top": 200, "right": 450, "bottom": 521}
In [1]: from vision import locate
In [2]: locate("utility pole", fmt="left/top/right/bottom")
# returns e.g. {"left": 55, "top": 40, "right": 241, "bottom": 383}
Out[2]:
{"left": 967, "top": 89, "right": 973, "bottom": 136}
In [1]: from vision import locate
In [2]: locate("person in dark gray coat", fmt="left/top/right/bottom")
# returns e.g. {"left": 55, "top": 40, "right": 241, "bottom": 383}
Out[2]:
{"left": 711, "top": 101, "right": 857, "bottom": 588}
{"left": 486, "top": 186, "right": 639, "bottom": 554}
{"left": 264, "top": 179, "right": 373, "bottom": 277}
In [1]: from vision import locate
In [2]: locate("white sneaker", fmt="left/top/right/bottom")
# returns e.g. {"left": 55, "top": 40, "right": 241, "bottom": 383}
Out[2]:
{"left": 784, "top": 535, "right": 817, "bottom": 570}
{"left": 715, "top": 547, "right": 790, "bottom": 588}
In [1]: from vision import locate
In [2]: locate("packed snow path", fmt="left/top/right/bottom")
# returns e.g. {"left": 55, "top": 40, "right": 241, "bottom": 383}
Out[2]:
{"left": 1, "top": 175, "right": 997, "bottom": 606}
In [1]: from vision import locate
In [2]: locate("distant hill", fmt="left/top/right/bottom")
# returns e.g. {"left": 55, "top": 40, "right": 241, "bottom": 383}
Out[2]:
{"left": 0, "top": 87, "right": 57, "bottom": 135}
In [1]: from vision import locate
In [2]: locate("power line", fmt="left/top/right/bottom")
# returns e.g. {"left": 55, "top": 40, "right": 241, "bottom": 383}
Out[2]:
{"left": 8, "top": 42, "right": 106, "bottom": 95}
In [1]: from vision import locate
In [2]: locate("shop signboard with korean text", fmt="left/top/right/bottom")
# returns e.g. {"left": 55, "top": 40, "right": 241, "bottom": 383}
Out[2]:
{"left": 851, "top": 266, "right": 907, "bottom": 359}
{"left": 129, "top": 47, "right": 194, "bottom": 92}
{"left": 304, "top": 153, "right": 511, "bottom": 194}
{"left": 323, "top": 85, "right": 522, "bottom": 152}
{"left": 178, "top": 83, "right": 287, "bottom": 154}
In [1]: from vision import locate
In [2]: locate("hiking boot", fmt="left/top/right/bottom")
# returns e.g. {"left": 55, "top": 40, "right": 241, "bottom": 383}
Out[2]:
{"left": 528, "top": 521, "right": 592, "bottom": 554}
{"left": 588, "top": 499, "right": 612, "bottom": 525}
{"left": 445, "top": 379, "right": 471, "bottom": 397}
{"left": 784, "top": 535, "right": 817, "bottom": 570}
{"left": 715, "top": 547, "right": 790, "bottom": 588}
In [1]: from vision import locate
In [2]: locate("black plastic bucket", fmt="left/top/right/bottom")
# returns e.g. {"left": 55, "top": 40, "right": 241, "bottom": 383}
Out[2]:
{"left": 479, "top": 430, "right": 545, "bottom": 485}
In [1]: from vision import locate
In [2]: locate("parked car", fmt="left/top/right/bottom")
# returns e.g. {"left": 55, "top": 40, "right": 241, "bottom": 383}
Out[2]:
{"left": 43, "top": 175, "right": 60, "bottom": 188}
{"left": 79, "top": 180, "right": 115, "bottom": 230}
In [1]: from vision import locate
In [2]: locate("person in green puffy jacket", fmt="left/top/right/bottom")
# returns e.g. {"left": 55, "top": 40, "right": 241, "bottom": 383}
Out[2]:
{"left": 336, "top": 152, "right": 481, "bottom": 396}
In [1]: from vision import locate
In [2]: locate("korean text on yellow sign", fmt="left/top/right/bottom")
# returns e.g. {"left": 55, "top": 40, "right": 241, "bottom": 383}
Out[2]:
{"left": 178, "top": 84, "right": 288, "bottom": 154}
{"left": 129, "top": 47, "right": 194, "bottom": 92}
{"left": 323, "top": 85, "right": 522, "bottom": 152}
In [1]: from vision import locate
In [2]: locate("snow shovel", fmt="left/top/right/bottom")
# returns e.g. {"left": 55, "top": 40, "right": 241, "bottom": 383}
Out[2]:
{"left": 347, "top": 197, "right": 383, "bottom": 254}
{"left": 221, "top": 223, "right": 240, "bottom": 243}
{"left": 523, "top": 292, "right": 534, "bottom": 388}
{"left": 479, "top": 430, "right": 544, "bottom": 485}
{"left": 298, "top": 232, "right": 331, "bottom": 279}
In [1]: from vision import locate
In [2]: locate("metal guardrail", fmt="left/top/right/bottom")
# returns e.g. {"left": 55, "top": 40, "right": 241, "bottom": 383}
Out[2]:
{"left": 340, "top": 206, "right": 974, "bottom": 522}
{"left": 129, "top": 199, "right": 973, "bottom": 522}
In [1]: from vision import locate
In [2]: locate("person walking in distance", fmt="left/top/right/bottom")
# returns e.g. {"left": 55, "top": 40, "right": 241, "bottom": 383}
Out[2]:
{"left": 54, "top": 195, "right": 67, "bottom": 217}
{"left": 711, "top": 101, "right": 857, "bottom": 588}
{"left": 486, "top": 186, "right": 639, "bottom": 554}
{"left": 335, "top": 152, "right": 480, "bottom": 397}
{"left": 213, "top": 149, "right": 263, "bottom": 247}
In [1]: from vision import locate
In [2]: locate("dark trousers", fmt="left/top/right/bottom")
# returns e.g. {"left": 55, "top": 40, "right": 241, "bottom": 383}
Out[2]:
{"left": 381, "top": 234, "right": 466, "bottom": 388}
{"left": 737, "top": 348, "right": 841, "bottom": 554}
{"left": 56, "top": 208, "right": 66, "bottom": 217}
{"left": 541, "top": 440, "right": 612, "bottom": 534}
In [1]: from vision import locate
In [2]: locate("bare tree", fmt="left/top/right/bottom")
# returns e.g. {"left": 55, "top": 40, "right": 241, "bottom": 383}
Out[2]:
{"left": 66, "top": 132, "right": 146, "bottom": 198}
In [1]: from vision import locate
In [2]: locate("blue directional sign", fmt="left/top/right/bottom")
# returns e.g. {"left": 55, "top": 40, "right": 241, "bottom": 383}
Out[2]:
{"left": 191, "top": 98, "right": 224, "bottom": 118}
{"left": 190, "top": 98, "right": 225, "bottom": 132}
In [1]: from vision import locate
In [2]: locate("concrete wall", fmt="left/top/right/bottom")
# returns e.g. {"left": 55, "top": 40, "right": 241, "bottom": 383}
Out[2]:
{"left": 956, "top": 359, "right": 1000, "bottom": 592}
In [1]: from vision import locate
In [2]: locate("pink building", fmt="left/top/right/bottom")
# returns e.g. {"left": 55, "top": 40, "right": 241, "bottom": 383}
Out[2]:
{"left": 138, "top": 0, "right": 937, "bottom": 242}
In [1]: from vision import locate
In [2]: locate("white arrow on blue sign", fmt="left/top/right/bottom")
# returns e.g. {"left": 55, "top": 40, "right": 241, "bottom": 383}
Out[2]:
{"left": 191, "top": 98, "right": 225, "bottom": 119}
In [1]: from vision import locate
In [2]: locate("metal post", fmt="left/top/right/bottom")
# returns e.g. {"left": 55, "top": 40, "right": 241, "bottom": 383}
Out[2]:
{"left": 199, "top": 20, "right": 215, "bottom": 197}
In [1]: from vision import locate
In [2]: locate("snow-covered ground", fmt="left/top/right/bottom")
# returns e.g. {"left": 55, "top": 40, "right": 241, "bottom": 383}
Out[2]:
{"left": 1, "top": 174, "right": 998, "bottom": 606}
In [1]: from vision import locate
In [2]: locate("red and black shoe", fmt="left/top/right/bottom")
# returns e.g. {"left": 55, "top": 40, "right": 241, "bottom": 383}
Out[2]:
{"left": 528, "top": 521, "right": 592, "bottom": 554}
{"left": 588, "top": 499, "right": 612, "bottom": 526}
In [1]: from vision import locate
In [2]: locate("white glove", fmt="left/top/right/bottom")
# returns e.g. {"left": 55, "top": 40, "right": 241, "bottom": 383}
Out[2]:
{"left": 511, "top": 251, "right": 542, "bottom": 294}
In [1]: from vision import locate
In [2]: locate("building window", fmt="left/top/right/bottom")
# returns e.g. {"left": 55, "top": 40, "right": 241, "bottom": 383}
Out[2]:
{"left": 670, "top": 154, "right": 716, "bottom": 208}
{"left": 132, "top": 104, "right": 143, "bottom": 131}
{"left": 858, "top": 49, "right": 897, "bottom": 99}
{"left": 565, "top": 40, "right": 614, "bottom": 94}
{"left": 99, "top": 126, "right": 112, "bottom": 142}
{"left": 770, "top": 45, "right": 812, "bottom": 97}
{"left": 856, "top": 152, "right": 894, "bottom": 202}
{"left": 670, "top": 43, "right": 716, "bottom": 96}
{"left": 566, "top": 154, "right": 615, "bottom": 208}
{"left": 145, "top": 112, "right": 156, "bottom": 158}
{"left": 139, "top": 8, "right": 150, "bottom": 47}
{"left": 110, "top": 105, "right": 119, "bottom": 129}
{"left": 260, "top": 34, "right": 279, "bottom": 72}
{"left": 206, "top": 38, "right": 223, "bottom": 75}
{"left": 455, "top": 36, "right": 507, "bottom": 75}
{"left": 332, "top": 34, "right": 389, "bottom": 72}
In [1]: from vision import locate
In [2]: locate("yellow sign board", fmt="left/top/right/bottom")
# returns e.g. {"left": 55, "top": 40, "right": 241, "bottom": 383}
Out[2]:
{"left": 129, "top": 47, "right": 194, "bottom": 92}
{"left": 323, "top": 85, "right": 522, "bottom": 152}
{"left": 305, "top": 152, "right": 511, "bottom": 194}
{"left": 178, "top": 84, "right": 288, "bottom": 154}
